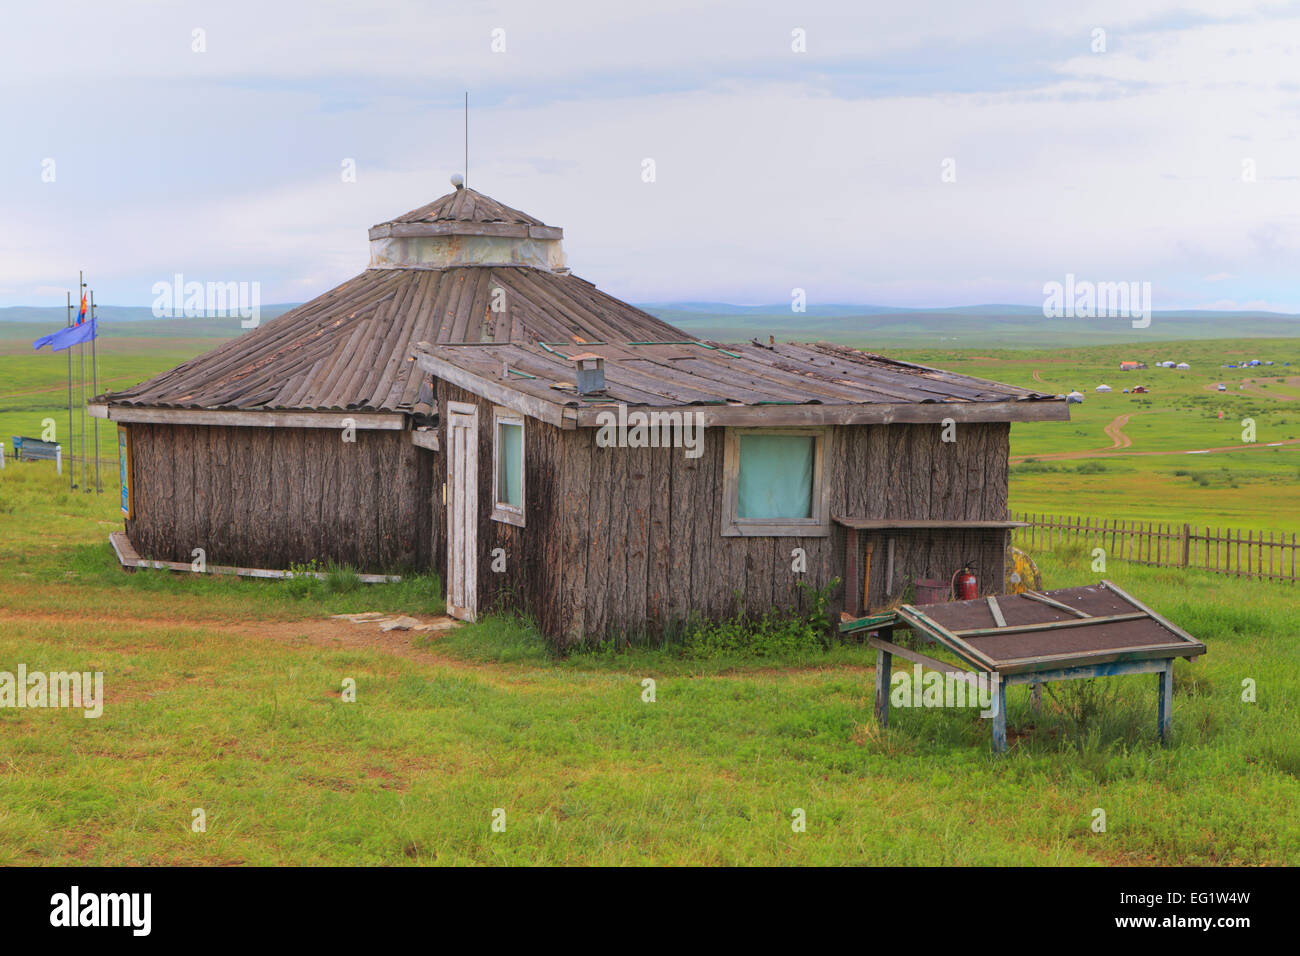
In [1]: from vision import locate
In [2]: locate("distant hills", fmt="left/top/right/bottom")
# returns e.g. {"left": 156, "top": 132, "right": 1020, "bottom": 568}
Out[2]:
{"left": 1, "top": 302, "right": 1296, "bottom": 349}
{"left": 645, "top": 303, "right": 1300, "bottom": 348}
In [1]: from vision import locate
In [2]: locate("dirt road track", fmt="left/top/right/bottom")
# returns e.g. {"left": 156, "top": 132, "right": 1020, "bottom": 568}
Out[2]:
{"left": 1103, "top": 414, "right": 1132, "bottom": 449}
{"left": 1012, "top": 437, "right": 1300, "bottom": 462}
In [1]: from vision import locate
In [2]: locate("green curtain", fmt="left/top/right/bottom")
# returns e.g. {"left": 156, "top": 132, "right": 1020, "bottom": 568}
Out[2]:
{"left": 737, "top": 434, "right": 814, "bottom": 519}
{"left": 498, "top": 422, "right": 523, "bottom": 508}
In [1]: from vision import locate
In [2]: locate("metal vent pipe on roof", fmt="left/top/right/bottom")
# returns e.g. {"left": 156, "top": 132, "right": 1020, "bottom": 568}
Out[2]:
{"left": 572, "top": 352, "right": 605, "bottom": 395}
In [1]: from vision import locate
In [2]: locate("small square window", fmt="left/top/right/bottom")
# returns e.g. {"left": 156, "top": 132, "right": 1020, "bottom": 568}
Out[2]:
{"left": 492, "top": 409, "right": 525, "bottom": 526}
{"left": 737, "top": 434, "right": 815, "bottom": 519}
{"left": 722, "top": 428, "right": 829, "bottom": 537}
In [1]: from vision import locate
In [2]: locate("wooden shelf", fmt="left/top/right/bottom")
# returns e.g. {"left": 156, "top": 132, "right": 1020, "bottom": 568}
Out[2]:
{"left": 832, "top": 517, "right": 1027, "bottom": 530}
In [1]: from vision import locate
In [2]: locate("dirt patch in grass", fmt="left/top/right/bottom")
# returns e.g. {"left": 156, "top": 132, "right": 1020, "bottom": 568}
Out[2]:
{"left": 250, "top": 617, "right": 460, "bottom": 664}
{"left": 1, "top": 607, "right": 469, "bottom": 666}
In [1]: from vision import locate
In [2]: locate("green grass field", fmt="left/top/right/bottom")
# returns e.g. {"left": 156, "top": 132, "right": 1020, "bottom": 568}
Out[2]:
{"left": 889, "top": 338, "right": 1300, "bottom": 533}
{"left": 0, "top": 329, "right": 1296, "bottom": 865}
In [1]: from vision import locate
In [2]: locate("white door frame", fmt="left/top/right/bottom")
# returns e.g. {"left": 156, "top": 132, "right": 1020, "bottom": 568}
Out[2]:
{"left": 446, "top": 401, "right": 478, "bottom": 621}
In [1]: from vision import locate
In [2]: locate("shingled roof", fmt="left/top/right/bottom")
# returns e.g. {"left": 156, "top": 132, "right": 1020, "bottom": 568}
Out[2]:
{"left": 100, "top": 185, "right": 686, "bottom": 414}
{"left": 413, "top": 340, "right": 1069, "bottom": 427}
{"left": 381, "top": 185, "right": 549, "bottom": 227}
{"left": 102, "top": 267, "right": 686, "bottom": 413}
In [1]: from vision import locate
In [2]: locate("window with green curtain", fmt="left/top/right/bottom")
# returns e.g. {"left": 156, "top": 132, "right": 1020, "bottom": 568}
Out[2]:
{"left": 737, "top": 434, "right": 815, "bottom": 519}
{"left": 497, "top": 421, "right": 523, "bottom": 508}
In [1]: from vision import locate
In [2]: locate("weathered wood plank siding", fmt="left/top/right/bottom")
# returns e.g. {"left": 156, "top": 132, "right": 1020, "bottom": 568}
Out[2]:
{"left": 125, "top": 423, "right": 434, "bottom": 572}
{"left": 434, "top": 380, "right": 1013, "bottom": 648}
{"left": 435, "top": 383, "right": 568, "bottom": 633}
{"left": 838, "top": 422, "right": 1010, "bottom": 613}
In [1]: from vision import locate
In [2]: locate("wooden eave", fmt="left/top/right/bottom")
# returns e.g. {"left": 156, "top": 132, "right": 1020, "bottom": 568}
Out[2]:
{"left": 413, "top": 345, "right": 1071, "bottom": 430}
{"left": 92, "top": 404, "right": 407, "bottom": 430}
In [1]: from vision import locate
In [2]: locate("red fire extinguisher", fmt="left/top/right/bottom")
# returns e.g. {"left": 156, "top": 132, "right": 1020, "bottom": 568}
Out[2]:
{"left": 952, "top": 562, "right": 978, "bottom": 601}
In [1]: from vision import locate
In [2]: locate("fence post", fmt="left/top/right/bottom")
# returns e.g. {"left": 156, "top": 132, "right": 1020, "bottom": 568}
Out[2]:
{"left": 1015, "top": 514, "right": 1294, "bottom": 583}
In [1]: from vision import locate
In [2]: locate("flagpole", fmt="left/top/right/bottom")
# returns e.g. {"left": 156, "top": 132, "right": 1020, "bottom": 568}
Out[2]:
{"left": 91, "top": 289, "right": 101, "bottom": 493}
{"left": 79, "top": 274, "right": 87, "bottom": 493}
{"left": 66, "top": 289, "right": 74, "bottom": 490}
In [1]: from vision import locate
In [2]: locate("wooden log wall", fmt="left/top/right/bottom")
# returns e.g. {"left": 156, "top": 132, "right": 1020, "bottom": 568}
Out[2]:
{"left": 125, "top": 423, "right": 434, "bottom": 572}
{"left": 840, "top": 422, "right": 1010, "bottom": 610}
{"left": 433, "top": 380, "right": 1013, "bottom": 649}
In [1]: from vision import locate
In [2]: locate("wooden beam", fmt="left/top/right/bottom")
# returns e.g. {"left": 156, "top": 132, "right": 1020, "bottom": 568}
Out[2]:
{"left": 885, "top": 536, "right": 895, "bottom": 596}
{"left": 410, "top": 428, "right": 439, "bottom": 451}
{"left": 1002, "top": 657, "right": 1172, "bottom": 685}
{"left": 104, "top": 406, "right": 406, "bottom": 430}
{"left": 1022, "top": 589, "right": 1091, "bottom": 617}
{"left": 834, "top": 517, "right": 1027, "bottom": 530}
{"left": 874, "top": 644, "right": 892, "bottom": 726}
{"left": 866, "top": 636, "right": 981, "bottom": 684}
{"left": 839, "top": 611, "right": 897, "bottom": 634}
{"left": 845, "top": 527, "right": 860, "bottom": 617}
{"left": 896, "top": 604, "right": 998, "bottom": 671}
{"left": 413, "top": 346, "right": 573, "bottom": 428}
{"left": 863, "top": 539, "right": 874, "bottom": 613}
{"left": 992, "top": 677, "right": 1008, "bottom": 753}
{"left": 1158, "top": 661, "right": 1173, "bottom": 743}
{"left": 572, "top": 399, "right": 1069, "bottom": 428}
{"left": 995, "top": 642, "right": 1203, "bottom": 676}
{"left": 109, "top": 532, "right": 400, "bottom": 583}
{"left": 1100, "top": 579, "right": 1206, "bottom": 649}
{"left": 954, "top": 611, "right": 1148, "bottom": 638}
{"left": 987, "top": 595, "right": 1006, "bottom": 628}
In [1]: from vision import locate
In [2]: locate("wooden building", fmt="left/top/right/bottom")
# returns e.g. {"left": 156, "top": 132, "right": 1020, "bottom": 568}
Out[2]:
{"left": 93, "top": 184, "right": 685, "bottom": 571}
{"left": 413, "top": 339, "right": 1068, "bottom": 647}
{"left": 95, "top": 178, "right": 1069, "bottom": 642}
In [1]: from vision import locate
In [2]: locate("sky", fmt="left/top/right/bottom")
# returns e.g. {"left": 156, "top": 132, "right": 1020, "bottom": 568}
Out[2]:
{"left": 2, "top": 0, "right": 1299, "bottom": 313}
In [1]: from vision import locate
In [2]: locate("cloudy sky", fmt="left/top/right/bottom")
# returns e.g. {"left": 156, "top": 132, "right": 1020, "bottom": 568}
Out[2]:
{"left": 2, "top": 0, "right": 1298, "bottom": 311}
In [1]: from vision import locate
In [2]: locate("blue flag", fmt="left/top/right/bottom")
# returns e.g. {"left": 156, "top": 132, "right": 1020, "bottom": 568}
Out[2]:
{"left": 33, "top": 317, "right": 98, "bottom": 352}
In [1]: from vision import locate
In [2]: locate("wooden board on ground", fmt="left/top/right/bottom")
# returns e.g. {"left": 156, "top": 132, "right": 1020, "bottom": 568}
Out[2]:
{"left": 109, "top": 531, "right": 402, "bottom": 584}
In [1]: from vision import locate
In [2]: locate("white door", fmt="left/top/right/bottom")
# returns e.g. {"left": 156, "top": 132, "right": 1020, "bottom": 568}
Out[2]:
{"left": 446, "top": 402, "right": 478, "bottom": 621}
